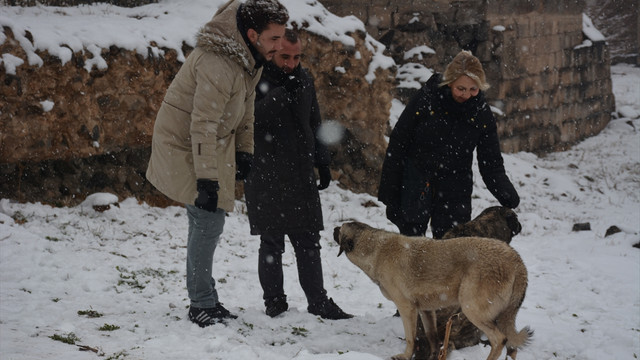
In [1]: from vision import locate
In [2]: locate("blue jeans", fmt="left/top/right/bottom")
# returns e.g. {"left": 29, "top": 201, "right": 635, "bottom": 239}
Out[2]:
{"left": 186, "top": 204, "right": 225, "bottom": 308}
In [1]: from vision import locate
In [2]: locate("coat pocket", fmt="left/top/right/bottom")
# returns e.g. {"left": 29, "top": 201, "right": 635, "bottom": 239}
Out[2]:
{"left": 400, "top": 159, "right": 433, "bottom": 223}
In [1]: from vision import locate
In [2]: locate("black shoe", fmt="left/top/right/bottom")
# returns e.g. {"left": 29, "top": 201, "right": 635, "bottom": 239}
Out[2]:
{"left": 265, "top": 296, "right": 288, "bottom": 318}
{"left": 308, "top": 298, "right": 353, "bottom": 320}
{"left": 188, "top": 304, "right": 237, "bottom": 327}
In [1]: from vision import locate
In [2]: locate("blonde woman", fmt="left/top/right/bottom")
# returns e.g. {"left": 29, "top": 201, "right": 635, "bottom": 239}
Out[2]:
{"left": 378, "top": 50, "right": 519, "bottom": 238}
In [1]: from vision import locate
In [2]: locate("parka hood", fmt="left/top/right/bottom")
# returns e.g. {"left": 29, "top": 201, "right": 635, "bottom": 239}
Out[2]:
{"left": 196, "top": 0, "right": 255, "bottom": 72}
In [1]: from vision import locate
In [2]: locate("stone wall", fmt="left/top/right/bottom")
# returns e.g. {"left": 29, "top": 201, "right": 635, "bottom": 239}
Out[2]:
{"left": 320, "top": 0, "right": 615, "bottom": 153}
{"left": 483, "top": 8, "right": 615, "bottom": 152}
{"left": 0, "top": 26, "right": 393, "bottom": 205}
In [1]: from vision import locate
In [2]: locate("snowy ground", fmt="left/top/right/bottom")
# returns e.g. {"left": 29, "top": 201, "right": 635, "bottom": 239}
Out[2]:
{"left": 1, "top": 63, "right": 638, "bottom": 360}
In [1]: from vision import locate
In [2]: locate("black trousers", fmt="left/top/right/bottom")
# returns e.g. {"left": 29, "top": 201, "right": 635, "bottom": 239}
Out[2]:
{"left": 388, "top": 196, "right": 472, "bottom": 239}
{"left": 258, "top": 232, "right": 327, "bottom": 306}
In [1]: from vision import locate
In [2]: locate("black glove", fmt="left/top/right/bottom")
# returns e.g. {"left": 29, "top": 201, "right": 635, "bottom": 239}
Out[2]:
{"left": 194, "top": 179, "right": 219, "bottom": 212}
{"left": 236, "top": 152, "right": 253, "bottom": 180}
{"left": 498, "top": 188, "right": 520, "bottom": 209}
{"left": 283, "top": 74, "right": 302, "bottom": 93}
{"left": 317, "top": 165, "right": 331, "bottom": 190}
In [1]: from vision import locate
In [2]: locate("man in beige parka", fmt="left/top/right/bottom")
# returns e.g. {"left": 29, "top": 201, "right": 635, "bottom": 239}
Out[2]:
{"left": 146, "top": 0, "right": 288, "bottom": 328}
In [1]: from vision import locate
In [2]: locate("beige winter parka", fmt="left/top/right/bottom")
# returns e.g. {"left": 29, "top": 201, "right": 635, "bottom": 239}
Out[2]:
{"left": 146, "top": 0, "right": 261, "bottom": 212}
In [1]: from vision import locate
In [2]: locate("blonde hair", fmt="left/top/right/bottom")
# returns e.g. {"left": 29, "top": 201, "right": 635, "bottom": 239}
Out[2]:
{"left": 439, "top": 50, "right": 490, "bottom": 91}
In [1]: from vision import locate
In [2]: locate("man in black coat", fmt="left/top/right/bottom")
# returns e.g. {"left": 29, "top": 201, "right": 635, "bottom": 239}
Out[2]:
{"left": 244, "top": 29, "right": 352, "bottom": 320}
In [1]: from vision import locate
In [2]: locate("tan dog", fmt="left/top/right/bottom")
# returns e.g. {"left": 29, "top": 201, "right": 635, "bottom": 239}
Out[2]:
{"left": 443, "top": 206, "right": 522, "bottom": 244}
{"left": 333, "top": 222, "right": 532, "bottom": 360}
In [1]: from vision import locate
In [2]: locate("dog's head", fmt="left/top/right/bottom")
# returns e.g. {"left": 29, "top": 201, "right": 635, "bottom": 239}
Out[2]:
{"left": 333, "top": 222, "right": 373, "bottom": 257}
{"left": 481, "top": 206, "right": 522, "bottom": 237}
{"left": 443, "top": 206, "right": 522, "bottom": 244}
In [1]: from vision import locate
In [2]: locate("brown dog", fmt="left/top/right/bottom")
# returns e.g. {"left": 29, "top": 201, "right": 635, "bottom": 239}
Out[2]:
{"left": 334, "top": 222, "right": 532, "bottom": 360}
{"left": 443, "top": 206, "right": 522, "bottom": 244}
{"left": 408, "top": 206, "right": 523, "bottom": 357}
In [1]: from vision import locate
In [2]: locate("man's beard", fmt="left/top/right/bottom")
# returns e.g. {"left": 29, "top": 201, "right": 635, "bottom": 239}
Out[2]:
{"left": 256, "top": 39, "right": 276, "bottom": 60}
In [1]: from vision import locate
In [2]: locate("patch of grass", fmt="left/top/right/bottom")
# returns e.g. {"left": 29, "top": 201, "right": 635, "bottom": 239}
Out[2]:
{"left": 291, "top": 326, "right": 308, "bottom": 337}
{"left": 46, "top": 236, "right": 61, "bottom": 242}
{"left": 49, "top": 332, "right": 79, "bottom": 345}
{"left": 105, "top": 350, "right": 128, "bottom": 360}
{"left": 237, "top": 321, "right": 254, "bottom": 336}
{"left": 115, "top": 266, "right": 179, "bottom": 291}
{"left": 12, "top": 211, "right": 27, "bottom": 224}
{"left": 78, "top": 309, "right": 103, "bottom": 318}
{"left": 99, "top": 324, "right": 120, "bottom": 331}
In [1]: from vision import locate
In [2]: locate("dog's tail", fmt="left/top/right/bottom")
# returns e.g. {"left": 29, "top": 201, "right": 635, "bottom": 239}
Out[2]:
{"left": 499, "top": 259, "right": 533, "bottom": 350}
{"left": 507, "top": 325, "right": 534, "bottom": 348}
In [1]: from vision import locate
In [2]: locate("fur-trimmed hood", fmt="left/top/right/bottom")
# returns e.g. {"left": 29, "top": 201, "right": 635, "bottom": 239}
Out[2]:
{"left": 196, "top": 0, "right": 255, "bottom": 73}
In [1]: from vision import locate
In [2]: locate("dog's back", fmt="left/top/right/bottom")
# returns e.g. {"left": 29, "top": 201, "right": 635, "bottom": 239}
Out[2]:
{"left": 391, "top": 236, "right": 525, "bottom": 306}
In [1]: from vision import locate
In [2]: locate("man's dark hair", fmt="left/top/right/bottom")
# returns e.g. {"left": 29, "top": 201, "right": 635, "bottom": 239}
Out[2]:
{"left": 284, "top": 28, "right": 299, "bottom": 43}
{"left": 238, "top": 0, "right": 289, "bottom": 34}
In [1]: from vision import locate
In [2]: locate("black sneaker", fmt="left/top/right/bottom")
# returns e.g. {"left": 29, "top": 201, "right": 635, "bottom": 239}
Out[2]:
{"left": 265, "top": 296, "right": 289, "bottom": 318}
{"left": 307, "top": 298, "right": 353, "bottom": 320}
{"left": 188, "top": 304, "right": 238, "bottom": 327}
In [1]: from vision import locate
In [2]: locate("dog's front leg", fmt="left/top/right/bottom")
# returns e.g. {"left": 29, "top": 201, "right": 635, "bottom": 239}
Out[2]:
{"left": 392, "top": 304, "right": 418, "bottom": 360}
{"left": 418, "top": 310, "right": 440, "bottom": 360}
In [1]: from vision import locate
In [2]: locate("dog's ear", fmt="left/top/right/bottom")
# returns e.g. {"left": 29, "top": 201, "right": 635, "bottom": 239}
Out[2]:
{"left": 334, "top": 226, "right": 353, "bottom": 257}
{"left": 333, "top": 226, "right": 341, "bottom": 244}
{"left": 506, "top": 211, "right": 522, "bottom": 236}
{"left": 338, "top": 238, "right": 354, "bottom": 257}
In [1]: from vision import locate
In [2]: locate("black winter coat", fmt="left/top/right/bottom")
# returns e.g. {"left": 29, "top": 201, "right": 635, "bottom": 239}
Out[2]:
{"left": 378, "top": 73, "right": 519, "bottom": 231}
{"left": 244, "top": 62, "right": 331, "bottom": 235}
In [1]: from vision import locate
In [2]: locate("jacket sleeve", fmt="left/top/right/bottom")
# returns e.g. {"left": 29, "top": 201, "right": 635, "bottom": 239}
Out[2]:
{"left": 377, "top": 91, "right": 424, "bottom": 205}
{"left": 309, "top": 79, "right": 331, "bottom": 167}
{"left": 477, "top": 106, "right": 520, "bottom": 208}
{"left": 190, "top": 52, "right": 231, "bottom": 181}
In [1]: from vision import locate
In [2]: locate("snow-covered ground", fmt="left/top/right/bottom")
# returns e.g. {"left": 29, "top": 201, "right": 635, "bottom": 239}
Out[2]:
{"left": 1, "top": 1, "right": 639, "bottom": 359}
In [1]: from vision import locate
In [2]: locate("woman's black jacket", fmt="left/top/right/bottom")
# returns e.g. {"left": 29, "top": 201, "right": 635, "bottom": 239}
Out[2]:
{"left": 378, "top": 73, "right": 519, "bottom": 219}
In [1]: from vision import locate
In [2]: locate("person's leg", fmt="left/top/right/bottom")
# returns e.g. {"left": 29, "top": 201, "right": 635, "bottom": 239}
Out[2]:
{"left": 290, "top": 231, "right": 353, "bottom": 320}
{"left": 288, "top": 232, "right": 326, "bottom": 305}
{"left": 258, "top": 233, "right": 286, "bottom": 301}
{"left": 258, "top": 233, "right": 289, "bottom": 317}
{"left": 430, "top": 198, "right": 471, "bottom": 239}
{"left": 186, "top": 205, "right": 225, "bottom": 308}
